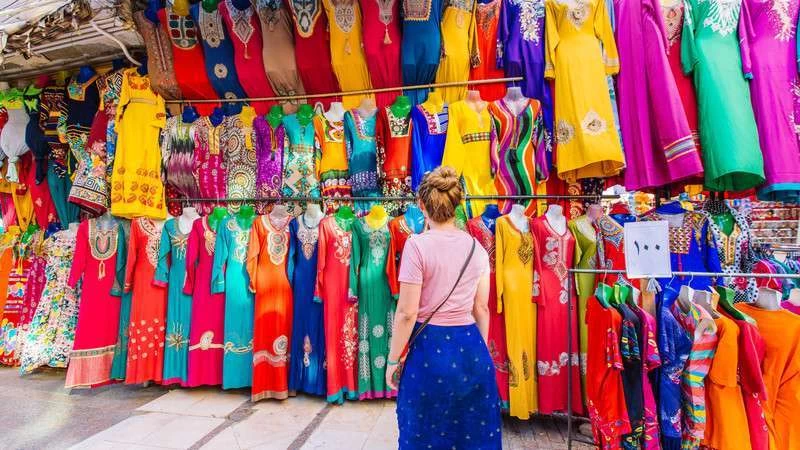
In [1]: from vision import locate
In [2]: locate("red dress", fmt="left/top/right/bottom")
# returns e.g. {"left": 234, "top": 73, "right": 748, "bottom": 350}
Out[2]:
{"left": 20, "top": 153, "right": 57, "bottom": 228}
{"left": 124, "top": 218, "right": 168, "bottom": 385}
{"left": 360, "top": 0, "right": 402, "bottom": 107}
{"left": 218, "top": 0, "right": 275, "bottom": 113}
{"left": 376, "top": 107, "right": 412, "bottom": 216}
{"left": 466, "top": 217, "right": 510, "bottom": 410}
{"left": 315, "top": 216, "right": 358, "bottom": 403}
{"left": 286, "top": 0, "right": 341, "bottom": 106}
{"left": 661, "top": 1, "right": 699, "bottom": 149}
{"left": 530, "top": 215, "right": 583, "bottom": 415}
{"left": 469, "top": 0, "right": 505, "bottom": 101}
{"left": 158, "top": 7, "right": 218, "bottom": 115}
{"left": 734, "top": 318, "right": 771, "bottom": 450}
{"left": 65, "top": 219, "right": 121, "bottom": 388}
{"left": 385, "top": 215, "right": 420, "bottom": 298}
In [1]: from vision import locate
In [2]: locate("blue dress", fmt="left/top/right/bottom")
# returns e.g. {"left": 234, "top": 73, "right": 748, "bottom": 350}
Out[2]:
{"left": 409, "top": 104, "right": 448, "bottom": 191}
{"left": 401, "top": 0, "right": 445, "bottom": 103}
{"left": 190, "top": 3, "right": 246, "bottom": 113}
{"left": 287, "top": 217, "right": 326, "bottom": 396}
{"left": 212, "top": 216, "right": 255, "bottom": 389}
{"left": 155, "top": 218, "right": 193, "bottom": 385}
{"left": 344, "top": 110, "right": 380, "bottom": 214}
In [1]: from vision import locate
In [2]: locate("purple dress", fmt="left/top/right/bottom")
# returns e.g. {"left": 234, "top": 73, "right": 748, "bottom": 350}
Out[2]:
{"left": 744, "top": 0, "right": 800, "bottom": 202}
{"left": 613, "top": 0, "right": 704, "bottom": 191}
{"left": 253, "top": 116, "right": 285, "bottom": 211}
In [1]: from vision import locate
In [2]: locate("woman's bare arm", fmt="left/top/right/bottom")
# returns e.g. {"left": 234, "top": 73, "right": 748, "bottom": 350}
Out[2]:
{"left": 385, "top": 282, "right": 422, "bottom": 389}
{"left": 472, "top": 271, "right": 491, "bottom": 344}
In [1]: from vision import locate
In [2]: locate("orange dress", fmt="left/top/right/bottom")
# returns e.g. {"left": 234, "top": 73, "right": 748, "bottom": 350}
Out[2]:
{"left": 737, "top": 303, "right": 800, "bottom": 450}
{"left": 703, "top": 314, "right": 751, "bottom": 450}
{"left": 246, "top": 214, "right": 293, "bottom": 401}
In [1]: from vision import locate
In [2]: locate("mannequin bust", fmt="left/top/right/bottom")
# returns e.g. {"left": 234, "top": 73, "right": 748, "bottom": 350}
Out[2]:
{"left": 239, "top": 105, "right": 257, "bottom": 128}
{"left": 269, "top": 204, "right": 291, "bottom": 226}
{"left": 503, "top": 86, "right": 528, "bottom": 116}
{"left": 421, "top": 91, "right": 445, "bottom": 114}
{"left": 209, "top": 107, "right": 225, "bottom": 126}
{"left": 96, "top": 211, "right": 115, "bottom": 230}
{"left": 481, "top": 204, "right": 501, "bottom": 234}
{"left": 296, "top": 104, "right": 315, "bottom": 126}
{"left": 357, "top": 98, "right": 378, "bottom": 119}
{"left": 545, "top": 204, "right": 567, "bottom": 235}
{"left": 201, "top": 0, "right": 220, "bottom": 12}
{"left": 365, "top": 204, "right": 389, "bottom": 230}
{"left": 178, "top": 207, "right": 200, "bottom": 234}
{"left": 755, "top": 286, "right": 782, "bottom": 311}
{"left": 465, "top": 89, "right": 483, "bottom": 105}
{"left": 209, "top": 206, "right": 228, "bottom": 231}
{"left": 508, "top": 204, "right": 529, "bottom": 233}
{"left": 76, "top": 66, "right": 97, "bottom": 84}
{"left": 267, "top": 105, "right": 284, "bottom": 129}
{"left": 788, "top": 288, "right": 800, "bottom": 307}
{"left": 390, "top": 95, "right": 412, "bottom": 119}
{"left": 137, "top": 56, "right": 148, "bottom": 76}
{"left": 182, "top": 105, "right": 200, "bottom": 123}
{"left": 586, "top": 204, "right": 603, "bottom": 221}
{"left": 336, "top": 205, "right": 356, "bottom": 221}
{"left": 693, "top": 289, "right": 720, "bottom": 318}
{"left": 303, "top": 203, "right": 325, "bottom": 228}
{"left": 68, "top": 222, "right": 80, "bottom": 233}
{"left": 236, "top": 204, "right": 256, "bottom": 229}
{"left": 325, "top": 102, "right": 346, "bottom": 123}
{"left": 404, "top": 204, "right": 425, "bottom": 234}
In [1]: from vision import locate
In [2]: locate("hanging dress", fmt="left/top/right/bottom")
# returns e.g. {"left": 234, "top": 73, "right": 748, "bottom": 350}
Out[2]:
{"left": 442, "top": 100, "right": 497, "bottom": 217}
{"left": 184, "top": 217, "right": 226, "bottom": 387}
{"left": 161, "top": 115, "right": 200, "bottom": 201}
{"left": 190, "top": 3, "right": 248, "bottom": 104}
{"left": 124, "top": 218, "right": 168, "bottom": 385}
{"left": 544, "top": 0, "right": 625, "bottom": 181}
{"left": 401, "top": 0, "right": 445, "bottom": 103}
{"left": 567, "top": 214, "right": 597, "bottom": 402}
{"left": 222, "top": 113, "right": 257, "bottom": 211}
{"left": 133, "top": 11, "right": 182, "bottom": 100}
{"left": 489, "top": 99, "right": 548, "bottom": 215}
{"left": 385, "top": 214, "right": 424, "bottom": 298}
{"left": 64, "top": 219, "right": 121, "bottom": 389}
{"left": 254, "top": 0, "right": 306, "bottom": 110}
{"left": 361, "top": 0, "right": 403, "bottom": 107}
{"left": 253, "top": 116, "right": 285, "bottom": 208}
{"left": 0, "top": 234, "right": 33, "bottom": 366}
{"left": 155, "top": 218, "right": 194, "bottom": 386}
{"left": 110, "top": 219, "right": 133, "bottom": 381}
{"left": 375, "top": 107, "right": 413, "bottom": 215}
{"left": 23, "top": 87, "right": 48, "bottom": 187}
{"left": 212, "top": 216, "right": 254, "bottom": 389}
{"left": 469, "top": 0, "right": 505, "bottom": 102}
{"left": 314, "top": 114, "right": 351, "bottom": 213}
{"left": 344, "top": 109, "right": 380, "bottom": 214}
{"left": 40, "top": 86, "right": 78, "bottom": 228}
{"left": 635, "top": 306, "right": 662, "bottom": 450}
{"left": 281, "top": 114, "right": 321, "bottom": 215}
{"left": 322, "top": 0, "right": 374, "bottom": 108}
{"left": 286, "top": 0, "right": 341, "bottom": 106}
{"left": 409, "top": 103, "right": 448, "bottom": 190}
{"left": 466, "top": 216, "right": 510, "bottom": 410}
{"left": 247, "top": 214, "right": 293, "bottom": 401}
{"left": 703, "top": 201, "right": 757, "bottom": 302}
{"left": 192, "top": 116, "right": 227, "bottom": 214}
{"left": 350, "top": 218, "right": 396, "bottom": 399}
{"left": 288, "top": 216, "right": 326, "bottom": 396}
{"left": 434, "top": 0, "right": 480, "bottom": 102}
{"left": 110, "top": 69, "right": 168, "bottom": 220}
{"left": 681, "top": 0, "right": 764, "bottom": 191}
{"left": 315, "top": 215, "right": 358, "bottom": 403}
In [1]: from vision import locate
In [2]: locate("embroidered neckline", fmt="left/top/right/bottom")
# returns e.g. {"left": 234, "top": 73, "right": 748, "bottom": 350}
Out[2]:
{"left": 67, "top": 75, "right": 99, "bottom": 101}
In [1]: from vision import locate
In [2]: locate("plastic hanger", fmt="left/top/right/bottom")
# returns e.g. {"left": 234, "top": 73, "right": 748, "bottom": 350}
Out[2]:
{"left": 594, "top": 282, "right": 613, "bottom": 309}
{"left": 712, "top": 285, "right": 753, "bottom": 323}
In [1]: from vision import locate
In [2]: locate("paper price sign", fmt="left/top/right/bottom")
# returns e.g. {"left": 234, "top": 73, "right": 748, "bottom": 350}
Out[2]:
{"left": 623, "top": 221, "right": 671, "bottom": 279}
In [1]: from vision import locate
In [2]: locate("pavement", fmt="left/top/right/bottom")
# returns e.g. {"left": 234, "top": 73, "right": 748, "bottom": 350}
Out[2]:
{"left": 0, "top": 367, "right": 593, "bottom": 450}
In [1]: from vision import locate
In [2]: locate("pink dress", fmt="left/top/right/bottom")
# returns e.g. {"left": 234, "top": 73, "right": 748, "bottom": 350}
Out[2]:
{"left": 635, "top": 307, "right": 662, "bottom": 448}
{"left": 183, "top": 217, "right": 225, "bottom": 387}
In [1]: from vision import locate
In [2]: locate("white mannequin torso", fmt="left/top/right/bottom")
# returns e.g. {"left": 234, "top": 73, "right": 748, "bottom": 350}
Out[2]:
{"left": 303, "top": 204, "right": 325, "bottom": 228}
{"left": 545, "top": 204, "right": 567, "bottom": 235}
{"left": 178, "top": 207, "right": 200, "bottom": 234}
{"left": 503, "top": 87, "right": 529, "bottom": 116}
{"left": 508, "top": 204, "right": 529, "bottom": 233}
{"left": 325, "top": 102, "right": 346, "bottom": 123}
{"left": 755, "top": 287, "right": 782, "bottom": 310}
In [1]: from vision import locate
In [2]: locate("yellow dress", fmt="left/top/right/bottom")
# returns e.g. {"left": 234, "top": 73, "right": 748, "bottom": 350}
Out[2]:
{"left": 544, "top": 0, "right": 624, "bottom": 182}
{"left": 442, "top": 100, "right": 497, "bottom": 217}
{"left": 322, "top": 0, "right": 374, "bottom": 108}
{"left": 496, "top": 216, "right": 537, "bottom": 419}
{"left": 110, "top": 68, "right": 167, "bottom": 219}
{"left": 434, "top": 0, "right": 479, "bottom": 102}
{"left": 313, "top": 114, "right": 351, "bottom": 212}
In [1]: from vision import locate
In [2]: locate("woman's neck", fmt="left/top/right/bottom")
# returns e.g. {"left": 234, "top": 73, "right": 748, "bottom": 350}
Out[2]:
{"left": 428, "top": 219, "right": 457, "bottom": 232}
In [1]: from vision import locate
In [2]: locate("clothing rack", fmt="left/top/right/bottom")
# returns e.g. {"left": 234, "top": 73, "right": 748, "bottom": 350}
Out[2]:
{"left": 563, "top": 268, "right": 800, "bottom": 449}
{"left": 163, "top": 77, "right": 524, "bottom": 104}
{"left": 166, "top": 194, "right": 622, "bottom": 203}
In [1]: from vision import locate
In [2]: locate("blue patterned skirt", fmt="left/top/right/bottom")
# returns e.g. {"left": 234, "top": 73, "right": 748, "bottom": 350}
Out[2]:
{"left": 396, "top": 323, "right": 502, "bottom": 450}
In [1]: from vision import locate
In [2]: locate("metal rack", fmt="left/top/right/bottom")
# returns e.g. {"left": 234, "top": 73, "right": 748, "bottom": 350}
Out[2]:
{"left": 166, "top": 194, "right": 623, "bottom": 204}
{"left": 563, "top": 268, "right": 800, "bottom": 449}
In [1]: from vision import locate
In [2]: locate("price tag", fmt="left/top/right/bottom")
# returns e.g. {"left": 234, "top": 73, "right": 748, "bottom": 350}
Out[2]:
{"left": 624, "top": 221, "right": 671, "bottom": 279}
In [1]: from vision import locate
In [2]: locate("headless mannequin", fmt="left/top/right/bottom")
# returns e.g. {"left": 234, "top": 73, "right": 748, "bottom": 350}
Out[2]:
{"left": 144, "top": 0, "right": 160, "bottom": 23}
{"left": 421, "top": 91, "right": 445, "bottom": 115}
{"left": 503, "top": 86, "right": 528, "bottom": 116}
{"left": 465, "top": 89, "right": 485, "bottom": 109}
{"left": 693, "top": 289, "right": 720, "bottom": 318}
{"left": 68, "top": 222, "right": 80, "bottom": 233}
{"left": 303, "top": 203, "right": 325, "bottom": 228}
{"left": 222, "top": 102, "right": 243, "bottom": 116}
{"left": 201, "top": 0, "right": 220, "bottom": 12}
{"left": 325, "top": 102, "right": 346, "bottom": 123}
{"left": 239, "top": 105, "right": 257, "bottom": 128}
{"left": 182, "top": 105, "right": 200, "bottom": 123}
{"left": 76, "top": 66, "right": 96, "bottom": 84}
{"left": 209, "top": 107, "right": 225, "bottom": 126}
{"left": 586, "top": 204, "right": 603, "bottom": 222}
{"left": 296, "top": 104, "right": 315, "bottom": 126}
{"left": 481, "top": 204, "right": 501, "bottom": 234}
{"left": 404, "top": 204, "right": 425, "bottom": 233}
{"left": 137, "top": 56, "right": 148, "bottom": 76}
{"left": 788, "top": 288, "right": 800, "bottom": 306}
{"left": 754, "top": 286, "right": 782, "bottom": 311}
{"left": 508, "top": 204, "right": 529, "bottom": 233}
{"left": 390, "top": 95, "right": 412, "bottom": 119}
{"left": 365, "top": 204, "right": 389, "bottom": 229}
{"left": 357, "top": 98, "right": 378, "bottom": 119}
{"left": 178, "top": 207, "right": 200, "bottom": 234}
{"left": 267, "top": 105, "right": 284, "bottom": 129}
{"left": 209, "top": 206, "right": 228, "bottom": 231}
{"left": 269, "top": 204, "right": 291, "bottom": 227}
{"left": 545, "top": 204, "right": 567, "bottom": 235}
{"left": 96, "top": 210, "right": 115, "bottom": 230}
{"left": 236, "top": 204, "right": 256, "bottom": 229}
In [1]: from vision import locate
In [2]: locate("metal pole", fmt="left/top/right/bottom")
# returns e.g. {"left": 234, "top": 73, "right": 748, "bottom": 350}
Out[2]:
{"left": 566, "top": 271, "right": 574, "bottom": 450}
{"left": 569, "top": 268, "right": 800, "bottom": 279}
{"left": 167, "top": 194, "right": 622, "bottom": 203}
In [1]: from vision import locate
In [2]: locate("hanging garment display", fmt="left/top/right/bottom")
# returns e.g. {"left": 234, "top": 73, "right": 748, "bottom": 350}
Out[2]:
{"left": 40, "top": 85, "right": 78, "bottom": 228}
{"left": 254, "top": 0, "right": 306, "bottom": 108}
{"left": 734, "top": 316, "right": 771, "bottom": 450}
{"left": 253, "top": 116, "right": 285, "bottom": 206}
{"left": 470, "top": 0, "right": 505, "bottom": 101}
{"left": 442, "top": 100, "right": 496, "bottom": 217}
{"left": 703, "top": 200, "right": 757, "bottom": 302}
{"left": 212, "top": 216, "right": 255, "bottom": 389}
{"left": 110, "top": 69, "right": 168, "bottom": 220}
{"left": 681, "top": 0, "right": 764, "bottom": 192}
{"left": 635, "top": 302, "right": 661, "bottom": 449}
{"left": 566, "top": 213, "right": 597, "bottom": 398}
{"left": 360, "top": 0, "right": 402, "bottom": 106}
{"left": 15, "top": 233, "right": 46, "bottom": 363}
{"left": 192, "top": 116, "right": 227, "bottom": 214}
{"left": 375, "top": 106, "right": 412, "bottom": 216}
{"left": 222, "top": 110, "right": 258, "bottom": 210}
{"left": 286, "top": 0, "right": 341, "bottom": 104}
{"left": 350, "top": 217, "right": 395, "bottom": 399}
{"left": 344, "top": 109, "right": 380, "bottom": 213}
{"left": 64, "top": 219, "right": 121, "bottom": 389}
{"left": 287, "top": 216, "right": 326, "bottom": 396}
{"left": 133, "top": 11, "right": 182, "bottom": 100}
{"left": 0, "top": 233, "right": 33, "bottom": 366}
{"left": 315, "top": 215, "right": 358, "bottom": 403}
{"left": 409, "top": 103, "right": 448, "bottom": 190}
{"left": 314, "top": 113, "right": 351, "bottom": 212}
{"left": 322, "top": 0, "right": 374, "bottom": 108}
{"left": 281, "top": 114, "right": 321, "bottom": 215}
{"left": 161, "top": 116, "right": 200, "bottom": 200}
{"left": 385, "top": 212, "right": 424, "bottom": 298}
{"left": 544, "top": 0, "right": 625, "bottom": 181}
{"left": 184, "top": 217, "right": 226, "bottom": 387}
{"left": 400, "top": 0, "right": 445, "bottom": 103}
{"left": 434, "top": 0, "right": 479, "bottom": 102}
{"left": 489, "top": 98, "right": 547, "bottom": 215}
{"left": 110, "top": 219, "right": 132, "bottom": 381}
{"left": 615, "top": 298, "right": 645, "bottom": 448}
{"left": 94, "top": 68, "right": 125, "bottom": 185}
{"left": 190, "top": 3, "right": 249, "bottom": 103}
{"left": 21, "top": 151, "right": 58, "bottom": 230}
{"left": 23, "top": 86, "right": 48, "bottom": 186}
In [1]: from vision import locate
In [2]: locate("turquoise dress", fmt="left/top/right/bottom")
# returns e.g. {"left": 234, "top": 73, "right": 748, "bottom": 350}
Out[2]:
{"left": 344, "top": 110, "right": 380, "bottom": 214}
{"left": 281, "top": 114, "right": 321, "bottom": 215}
{"left": 110, "top": 220, "right": 132, "bottom": 381}
{"left": 212, "top": 216, "right": 254, "bottom": 389}
{"left": 155, "top": 218, "right": 193, "bottom": 385}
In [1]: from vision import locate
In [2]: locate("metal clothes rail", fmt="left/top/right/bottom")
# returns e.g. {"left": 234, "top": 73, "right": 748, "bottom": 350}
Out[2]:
{"left": 563, "top": 268, "right": 800, "bottom": 449}
{"left": 167, "top": 194, "right": 622, "bottom": 203}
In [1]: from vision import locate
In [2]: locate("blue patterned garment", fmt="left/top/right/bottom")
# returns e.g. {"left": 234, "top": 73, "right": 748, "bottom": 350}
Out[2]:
{"left": 409, "top": 104, "right": 449, "bottom": 191}
{"left": 344, "top": 109, "right": 380, "bottom": 214}
{"left": 397, "top": 323, "right": 502, "bottom": 450}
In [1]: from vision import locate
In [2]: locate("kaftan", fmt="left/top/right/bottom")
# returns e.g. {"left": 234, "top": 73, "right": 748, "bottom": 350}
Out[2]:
{"left": 315, "top": 216, "right": 358, "bottom": 403}
{"left": 133, "top": 11, "right": 181, "bottom": 100}
{"left": 110, "top": 220, "right": 132, "bottom": 381}
{"left": 434, "top": 0, "right": 479, "bottom": 102}
{"left": 360, "top": 0, "right": 403, "bottom": 107}
{"left": 703, "top": 201, "right": 757, "bottom": 302}
{"left": 190, "top": 3, "right": 248, "bottom": 102}
{"left": 288, "top": 217, "right": 326, "bottom": 395}
{"left": 544, "top": 0, "right": 625, "bottom": 181}
{"left": 386, "top": 214, "right": 424, "bottom": 298}
{"left": 63, "top": 75, "right": 105, "bottom": 214}
{"left": 247, "top": 214, "right": 293, "bottom": 401}
{"left": 254, "top": 0, "right": 306, "bottom": 108}
{"left": 322, "top": 0, "right": 374, "bottom": 108}
{"left": 0, "top": 236, "right": 31, "bottom": 366}
{"left": 470, "top": 0, "right": 505, "bottom": 101}
{"left": 192, "top": 116, "right": 227, "bottom": 215}
{"left": 124, "top": 218, "right": 168, "bottom": 385}
{"left": 567, "top": 214, "right": 597, "bottom": 399}
{"left": 344, "top": 110, "right": 380, "bottom": 214}
{"left": 401, "top": 0, "right": 444, "bottom": 103}
{"left": 282, "top": 114, "right": 321, "bottom": 215}
{"left": 253, "top": 117, "right": 285, "bottom": 207}
{"left": 64, "top": 220, "right": 121, "bottom": 389}
{"left": 40, "top": 86, "right": 78, "bottom": 228}
{"left": 24, "top": 89, "right": 49, "bottom": 186}
{"left": 155, "top": 218, "right": 194, "bottom": 386}
{"left": 442, "top": 100, "right": 497, "bottom": 217}
{"left": 375, "top": 107, "right": 412, "bottom": 215}
{"left": 314, "top": 114, "right": 351, "bottom": 213}
{"left": 286, "top": 0, "right": 340, "bottom": 105}
{"left": 530, "top": 215, "right": 582, "bottom": 415}
{"left": 212, "top": 217, "right": 254, "bottom": 389}
{"left": 222, "top": 114, "right": 257, "bottom": 211}
{"left": 409, "top": 104, "right": 448, "bottom": 190}
{"left": 184, "top": 217, "right": 225, "bottom": 387}
{"left": 496, "top": 216, "right": 537, "bottom": 418}
{"left": 161, "top": 116, "right": 200, "bottom": 200}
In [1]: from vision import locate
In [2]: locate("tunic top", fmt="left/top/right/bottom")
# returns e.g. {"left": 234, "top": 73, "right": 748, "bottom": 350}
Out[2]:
{"left": 254, "top": 0, "right": 306, "bottom": 104}
{"left": 190, "top": 3, "right": 248, "bottom": 102}
{"left": 360, "top": 0, "right": 403, "bottom": 106}
{"left": 286, "top": 0, "right": 341, "bottom": 102}
{"left": 344, "top": 110, "right": 380, "bottom": 197}
{"left": 133, "top": 11, "right": 182, "bottom": 100}
{"left": 281, "top": 114, "right": 321, "bottom": 203}
{"left": 409, "top": 104, "right": 448, "bottom": 190}
{"left": 191, "top": 117, "right": 227, "bottom": 213}
{"left": 38, "top": 86, "right": 69, "bottom": 176}
{"left": 434, "top": 0, "right": 480, "bottom": 102}
{"left": 322, "top": 0, "right": 374, "bottom": 108}
{"left": 470, "top": 0, "right": 505, "bottom": 101}
{"left": 375, "top": 107, "right": 412, "bottom": 215}
{"left": 253, "top": 116, "right": 285, "bottom": 200}
{"left": 314, "top": 114, "right": 351, "bottom": 211}
{"left": 222, "top": 114, "right": 258, "bottom": 209}
{"left": 161, "top": 116, "right": 200, "bottom": 199}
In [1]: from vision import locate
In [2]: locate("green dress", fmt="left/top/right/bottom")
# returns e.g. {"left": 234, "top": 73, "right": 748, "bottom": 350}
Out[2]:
{"left": 110, "top": 219, "right": 132, "bottom": 381}
{"left": 349, "top": 218, "right": 395, "bottom": 399}
{"left": 681, "top": 0, "right": 764, "bottom": 191}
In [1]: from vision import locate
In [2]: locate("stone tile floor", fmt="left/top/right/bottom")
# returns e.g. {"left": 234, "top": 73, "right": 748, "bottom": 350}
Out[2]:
{"left": 1, "top": 367, "right": 594, "bottom": 449}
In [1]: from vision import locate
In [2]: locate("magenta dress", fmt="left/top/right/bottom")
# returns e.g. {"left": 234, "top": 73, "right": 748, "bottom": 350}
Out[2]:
{"left": 635, "top": 306, "right": 662, "bottom": 449}
{"left": 614, "top": 0, "right": 703, "bottom": 191}
{"left": 744, "top": 0, "right": 800, "bottom": 202}
{"left": 192, "top": 117, "right": 227, "bottom": 215}
{"left": 183, "top": 217, "right": 225, "bottom": 387}
{"left": 253, "top": 116, "right": 284, "bottom": 211}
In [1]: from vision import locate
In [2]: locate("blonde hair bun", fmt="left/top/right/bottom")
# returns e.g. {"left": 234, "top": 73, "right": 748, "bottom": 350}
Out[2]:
{"left": 417, "top": 166, "right": 463, "bottom": 223}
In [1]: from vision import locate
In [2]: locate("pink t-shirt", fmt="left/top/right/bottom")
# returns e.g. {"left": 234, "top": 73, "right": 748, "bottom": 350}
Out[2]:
{"left": 398, "top": 228, "right": 490, "bottom": 326}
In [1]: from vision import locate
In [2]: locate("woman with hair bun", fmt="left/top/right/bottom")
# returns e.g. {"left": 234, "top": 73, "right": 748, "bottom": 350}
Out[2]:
{"left": 386, "top": 166, "right": 501, "bottom": 449}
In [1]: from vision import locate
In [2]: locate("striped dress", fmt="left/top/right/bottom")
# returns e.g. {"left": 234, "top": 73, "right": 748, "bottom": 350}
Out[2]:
{"left": 671, "top": 300, "right": 719, "bottom": 450}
